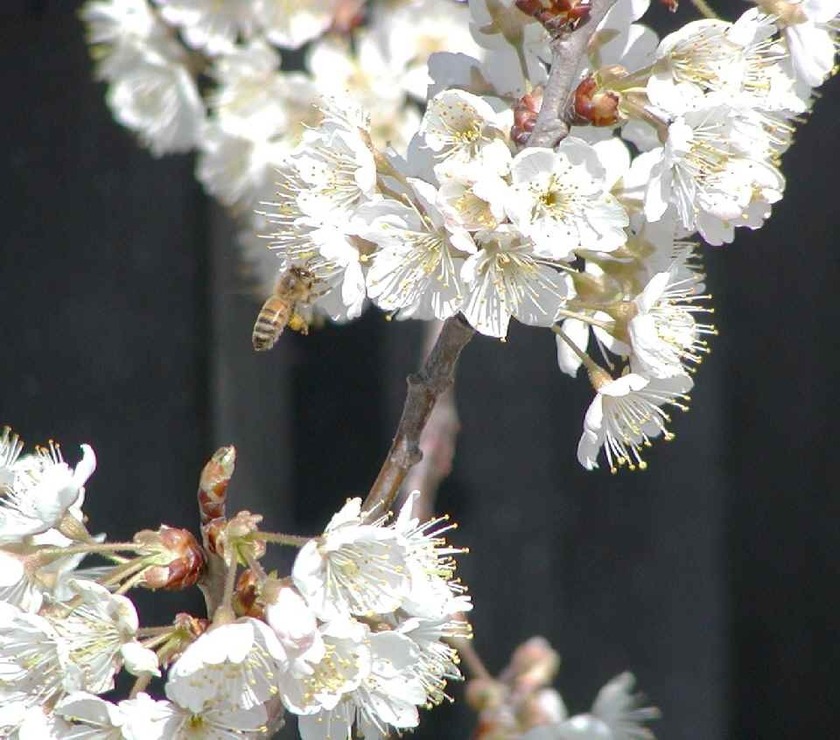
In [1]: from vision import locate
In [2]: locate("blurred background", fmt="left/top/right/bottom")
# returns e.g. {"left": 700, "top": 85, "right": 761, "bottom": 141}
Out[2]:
{"left": 1, "top": 1, "right": 839, "bottom": 737}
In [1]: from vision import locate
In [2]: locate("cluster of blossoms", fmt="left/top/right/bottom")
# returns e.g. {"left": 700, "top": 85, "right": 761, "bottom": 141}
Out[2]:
{"left": 468, "top": 636, "right": 658, "bottom": 739}
{"left": 0, "top": 429, "right": 472, "bottom": 738}
{"left": 81, "top": 0, "right": 840, "bottom": 474}
{"left": 79, "top": 0, "right": 481, "bottom": 270}
{"left": 258, "top": 0, "right": 837, "bottom": 472}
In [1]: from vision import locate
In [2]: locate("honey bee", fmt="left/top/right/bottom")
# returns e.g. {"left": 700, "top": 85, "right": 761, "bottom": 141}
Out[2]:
{"left": 252, "top": 266, "right": 317, "bottom": 351}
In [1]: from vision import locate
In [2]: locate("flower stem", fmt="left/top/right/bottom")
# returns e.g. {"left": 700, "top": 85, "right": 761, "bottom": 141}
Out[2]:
{"left": 688, "top": 0, "right": 719, "bottom": 19}
{"left": 34, "top": 541, "right": 140, "bottom": 559}
{"left": 454, "top": 636, "right": 493, "bottom": 681}
{"left": 258, "top": 532, "right": 311, "bottom": 547}
{"left": 553, "top": 324, "right": 604, "bottom": 377}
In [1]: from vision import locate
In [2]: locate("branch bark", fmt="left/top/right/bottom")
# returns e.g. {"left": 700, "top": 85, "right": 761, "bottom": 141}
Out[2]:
{"left": 363, "top": 315, "right": 475, "bottom": 514}
{"left": 527, "top": 0, "right": 618, "bottom": 149}
{"left": 399, "top": 321, "right": 462, "bottom": 520}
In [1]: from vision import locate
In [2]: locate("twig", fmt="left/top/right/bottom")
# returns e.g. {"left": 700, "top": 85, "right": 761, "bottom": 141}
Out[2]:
{"left": 688, "top": 0, "right": 719, "bottom": 18}
{"left": 399, "top": 321, "right": 462, "bottom": 520}
{"left": 527, "top": 0, "right": 620, "bottom": 149}
{"left": 456, "top": 637, "right": 494, "bottom": 682}
{"left": 363, "top": 315, "right": 475, "bottom": 514}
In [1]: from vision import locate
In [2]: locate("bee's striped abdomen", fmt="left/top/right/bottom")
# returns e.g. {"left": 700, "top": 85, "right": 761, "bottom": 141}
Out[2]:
{"left": 252, "top": 295, "right": 291, "bottom": 351}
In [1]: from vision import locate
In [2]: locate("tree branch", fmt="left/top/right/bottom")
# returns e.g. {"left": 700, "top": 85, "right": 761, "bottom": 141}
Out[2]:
{"left": 527, "top": 0, "right": 618, "bottom": 149}
{"left": 363, "top": 315, "right": 475, "bottom": 514}
{"left": 398, "top": 321, "right": 462, "bottom": 520}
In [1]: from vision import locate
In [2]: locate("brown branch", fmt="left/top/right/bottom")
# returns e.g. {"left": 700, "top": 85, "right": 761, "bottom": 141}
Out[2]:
{"left": 363, "top": 315, "right": 475, "bottom": 515}
{"left": 398, "top": 321, "right": 462, "bottom": 520}
{"left": 527, "top": 0, "right": 619, "bottom": 149}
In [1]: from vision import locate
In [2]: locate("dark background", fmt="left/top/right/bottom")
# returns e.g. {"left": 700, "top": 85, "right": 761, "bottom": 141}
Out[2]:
{"left": 1, "top": 2, "right": 838, "bottom": 737}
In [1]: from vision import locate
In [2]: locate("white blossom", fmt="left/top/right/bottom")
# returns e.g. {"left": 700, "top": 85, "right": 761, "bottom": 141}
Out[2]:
{"left": 0, "top": 438, "right": 95, "bottom": 545}
{"left": 298, "top": 631, "right": 425, "bottom": 740}
{"left": 0, "top": 603, "right": 71, "bottom": 734}
{"left": 392, "top": 491, "right": 472, "bottom": 618}
{"left": 265, "top": 584, "right": 326, "bottom": 679}
{"left": 46, "top": 579, "right": 159, "bottom": 694}
{"left": 54, "top": 692, "right": 126, "bottom": 739}
{"left": 362, "top": 180, "right": 475, "bottom": 322}
{"left": 589, "top": 0, "right": 658, "bottom": 70}
{"left": 589, "top": 672, "right": 659, "bottom": 739}
{"left": 119, "top": 691, "right": 268, "bottom": 739}
{"left": 292, "top": 498, "right": 411, "bottom": 621}
{"left": 11, "top": 706, "right": 71, "bottom": 740}
{"left": 648, "top": 13, "right": 807, "bottom": 115}
{"left": 577, "top": 372, "right": 693, "bottom": 472}
{"left": 196, "top": 122, "right": 288, "bottom": 211}
{"left": 373, "top": 0, "right": 483, "bottom": 100}
{"left": 556, "top": 318, "right": 591, "bottom": 378}
{"left": 436, "top": 149, "right": 512, "bottom": 231}
{"left": 305, "top": 37, "right": 420, "bottom": 151}
{"left": 426, "top": 50, "right": 495, "bottom": 101}
{"left": 0, "top": 551, "right": 46, "bottom": 614}
{"left": 210, "top": 41, "right": 318, "bottom": 141}
{"left": 627, "top": 268, "right": 714, "bottom": 378}
{"left": 292, "top": 114, "right": 378, "bottom": 220}
{"left": 634, "top": 106, "right": 785, "bottom": 244}
{"left": 306, "top": 223, "right": 369, "bottom": 322}
{"left": 261, "top": 161, "right": 372, "bottom": 323}
{"left": 522, "top": 673, "right": 658, "bottom": 739}
{"left": 307, "top": 32, "right": 404, "bottom": 114}
{"left": 254, "top": 0, "right": 342, "bottom": 49}
{"left": 166, "top": 617, "right": 288, "bottom": 712}
{"left": 153, "top": 0, "right": 257, "bottom": 55}
{"left": 418, "top": 89, "right": 513, "bottom": 177}
{"left": 0, "top": 426, "right": 23, "bottom": 486}
{"left": 467, "top": 0, "right": 550, "bottom": 96}
{"left": 506, "top": 141, "right": 629, "bottom": 260}
{"left": 461, "top": 227, "right": 571, "bottom": 338}
{"left": 395, "top": 615, "right": 466, "bottom": 707}
{"left": 105, "top": 50, "right": 204, "bottom": 157}
{"left": 754, "top": 0, "right": 840, "bottom": 85}
{"left": 282, "top": 616, "right": 371, "bottom": 716}
{"left": 80, "top": 0, "right": 180, "bottom": 79}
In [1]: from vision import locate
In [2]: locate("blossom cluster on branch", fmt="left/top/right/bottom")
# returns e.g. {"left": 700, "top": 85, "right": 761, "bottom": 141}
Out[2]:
{"left": 256, "top": 0, "right": 835, "bottom": 472}
{"left": 468, "top": 637, "right": 658, "bottom": 739}
{"left": 79, "top": 0, "right": 478, "bottom": 225}
{"left": 62, "top": 0, "right": 840, "bottom": 737}
{"left": 0, "top": 431, "right": 472, "bottom": 738}
{"left": 82, "top": 0, "right": 839, "bottom": 473}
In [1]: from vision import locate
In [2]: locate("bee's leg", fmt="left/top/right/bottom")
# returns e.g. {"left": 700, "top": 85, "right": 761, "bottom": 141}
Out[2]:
{"left": 288, "top": 313, "right": 310, "bottom": 335}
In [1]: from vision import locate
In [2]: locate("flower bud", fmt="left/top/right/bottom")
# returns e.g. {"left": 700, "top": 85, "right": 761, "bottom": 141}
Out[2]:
{"left": 465, "top": 677, "right": 506, "bottom": 711}
{"left": 232, "top": 568, "right": 264, "bottom": 619}
{"left": 206, "top": 511, "right": 265, "bottom": 563}
{"left": 329, "top": 0, "right": 366, "bottom": 34}
{"left": 574, "top": 76, "right": 621, "bottom": 127}
{"left": 197, "top": 445, "right": 235, "bottom": 526}
{"left": 520, "top": 688, "right": 568, "bottom": 729}
{"left": 135, "top": 525, "right": 206, "bottom": 590}
{"left": 515, "top": 0, "right": 591, "bottom": 33}
{"left": 512, "top": 88, "right": 544, "bottom": 146}
{"left": 265, "top": 582, "right": 321, "bottom": 655}
{"left": 509, "top": 636, "right": 560, "bottom": 689}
